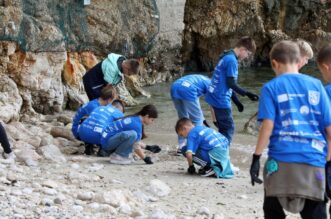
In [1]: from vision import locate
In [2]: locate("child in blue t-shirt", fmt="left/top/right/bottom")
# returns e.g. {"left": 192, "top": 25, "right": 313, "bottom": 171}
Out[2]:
{"left": 175, "top": 118, "right": 234, "bottom": 178}
{"left": 100, "top": 104, "right": 158, "bottom": 165}
{"left": 78, "top": 104, "right": 124, "bottom": 145}
{"left": 250, "top": 40, "right": 331, "bottom": 218}
{"left": 72, "top": 85, "right": 117, "bottom": 155}
{"left": 171, "top": 74, "right": 211, "bottom": 148}
{"left": 205, "top": 36, "right": 258, "bottom": 143}
{"left": 317, "top": 44, "right": 331, "bottom": 215}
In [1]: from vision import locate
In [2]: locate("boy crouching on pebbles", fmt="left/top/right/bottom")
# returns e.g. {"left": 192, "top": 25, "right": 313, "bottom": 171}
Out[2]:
{"left": 175, "top": 118, "right": 234, "bottom": 178}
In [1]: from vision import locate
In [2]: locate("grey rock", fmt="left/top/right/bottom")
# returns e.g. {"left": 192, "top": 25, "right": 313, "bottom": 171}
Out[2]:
{"left": 38, "top": 144, "right": 66, "bottom": 163}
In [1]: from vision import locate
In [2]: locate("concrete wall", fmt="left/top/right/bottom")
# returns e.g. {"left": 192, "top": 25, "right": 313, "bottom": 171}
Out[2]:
{"left": 156, "top": 0, "right": 186, "bottom": 48}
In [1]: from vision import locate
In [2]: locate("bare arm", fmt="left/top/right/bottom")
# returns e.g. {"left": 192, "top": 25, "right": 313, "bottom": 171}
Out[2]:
{"left": 254, "top": 119, "right": 274, "bottom": 155}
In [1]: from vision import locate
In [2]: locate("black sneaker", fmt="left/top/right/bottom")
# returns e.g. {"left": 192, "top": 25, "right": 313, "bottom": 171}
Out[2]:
{"left": 199, "top": 167, "right": 216, "bottom": 177}
{"left": 84, "top": 144, "right": 94, "bottom": 155}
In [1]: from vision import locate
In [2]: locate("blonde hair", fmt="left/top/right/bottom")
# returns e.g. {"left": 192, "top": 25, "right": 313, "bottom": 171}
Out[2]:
{"left": 295, "top": 39, "right": 313, "bottom": 59}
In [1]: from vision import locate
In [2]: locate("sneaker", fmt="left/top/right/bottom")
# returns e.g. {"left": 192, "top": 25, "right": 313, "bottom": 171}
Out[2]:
{"left": 3, "top": 152, "right": 16, "bottom": 160}
{"left": 84, "top": 144, "right": 94, "bottom": 155}
{"left": 199, "top": 167, "right": 216, "bottom": 177}
{"left": 109, "top": 153, "right": 132, "bottom": 165}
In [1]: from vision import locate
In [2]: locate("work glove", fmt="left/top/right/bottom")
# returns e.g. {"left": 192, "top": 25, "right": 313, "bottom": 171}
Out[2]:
{"left": 144, "top": 156, "right": 153, "bottom": 164}
{"left": 203, "top": 120, "right": 210, "bottom": 127}
{"left": 231, "top": 92, "right": 244, "bottom": 112}
{"left": 246, "top": 91, "right": 259, "bottom": 101}
{"left": 326, "top": 161, "right": 331, "bottom": 198}
{"left": 250, "top": 154, "right": 263, "bottom": 186}
{"left": 145, "top": 145, "right": 161, "bottom": 153}
{"left": 187, "top": 165, "right": 196, "bottom": 174}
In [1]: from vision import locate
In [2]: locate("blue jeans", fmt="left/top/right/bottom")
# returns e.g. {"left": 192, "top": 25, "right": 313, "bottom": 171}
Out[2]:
{"left": 173, "top": 98, "right": 204, "bottom": 146}
{"left": 101, "top": 131, "right": 137, "bottom": 157}
{"left": 181, "top": 146, "right": 210, "bottom": 167}
{"left": 213, "top": 107, "right": 234, "bottom": 143}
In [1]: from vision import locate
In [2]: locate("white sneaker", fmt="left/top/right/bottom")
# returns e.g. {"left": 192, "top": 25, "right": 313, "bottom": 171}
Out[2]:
{"left": 109, "top": 153, "right": 132, "bottom": 165}
{"left": 3, "top": 152, "right": 16, "bottom": 160}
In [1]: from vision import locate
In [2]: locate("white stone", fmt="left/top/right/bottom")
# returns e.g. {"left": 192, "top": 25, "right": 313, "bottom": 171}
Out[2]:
{"left": 88, "top": 202, "right": 100, "bottom": 210}
{"left": 119, "top": 203, "right": 132, "bottom": 214}
{"left": 149, "top": 209, "right": 174, "bottom": 219}
{"left": 42, "top": 180, "right": 58, "bottom": 188}
{"left": 43, "top": 188, "right": 58, "bottom": 196}
{"left": 212, "top": 213, "right": 225, "bottom": 219}
{"left": 88, "top": 163, "right": 104, "bottom": 171}
{"left": 148, "top": 179, "right": 171, "bottom": 197}
{"left": 197, "top": 207, "right": 210, "bottom": 216}
{"left": 22, "top": 188, "right": 33, "bottom": 194}
{"left": 71, "top": 163, "right": 80, "bottom": 169}
{"left": 6, "top": 172, "right": 17, "bottom": 182}
{"left": 77, "top": 191, "right": 94, "bottom": 201}
{"left": 10, "top": 189, "right": 23, "bottom": 196}
{"left": 38, "top": 144, "right": 66, "bottom": 163}
{"left": 239, "top": 195, "right": 248, "bottom": 200}
{"left": 41, "top": 198, "right": 53, "bottom": 206}
{"left": 132, "top": 190, "right": 151, "bottom": 202}
{"left": 72, "top": 205, "right": 84, "bottom": 212}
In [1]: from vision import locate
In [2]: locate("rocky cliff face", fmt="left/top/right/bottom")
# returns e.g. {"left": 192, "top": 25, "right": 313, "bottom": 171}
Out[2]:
{"left": 182, "top": 0, "right": 331, "bottom": 71}
{"left": 0, "top": 0, "right": 172, "bottom": 121}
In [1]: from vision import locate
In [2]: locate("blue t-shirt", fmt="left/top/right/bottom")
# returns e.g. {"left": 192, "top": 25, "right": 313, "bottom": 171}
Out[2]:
{"left": 71, "top": 99, "right": 100, "bottom": 139}
{"left": 171, "top": 74, "right": 211, "bottom": 101}
{"left": 258, "top": 73, "right": 331, "bottom": 167}
{"left": 325, "top": 84, "right": 331, "bottom": 99}
{"left": 185, "top": 126, "right": 229, "bottom": 163}
{"left": 205, "top": 51, "right": 238, "bottom": 109}
{"left": 78, "top": 105, "right": 124, "bottom": 144}
{"left": 100, "top": 116, "right": 142, "bottom": 147}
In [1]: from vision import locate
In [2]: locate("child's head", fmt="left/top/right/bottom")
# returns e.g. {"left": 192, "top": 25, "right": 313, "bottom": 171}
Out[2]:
{"left": 100, "top": 85, "right": 117, "bottom": 103}
{"left": 122, "top": 59, "right": 140, "bottom": 76}
{"left": 269, "top": 40, "right": 300, "bottom": 75}
{"left": 234, "top": 36, "right": 256, "bottom": 60}
{"left": 295, "top": 39, "right": 313, "bottom": 69}
{"left": 317, "top": 44, "right": 331, "bottom": 83}
{"left": 112, "top": 99, "right": 125, "bottom": 113}
{"left": 136, "top": 104, "right": 158, "bottom": 125}
{"left": 175, "top": 118, "right": 194, "bottom": 138}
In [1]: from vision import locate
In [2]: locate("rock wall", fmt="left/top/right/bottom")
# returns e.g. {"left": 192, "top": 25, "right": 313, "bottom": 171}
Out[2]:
{"left": 182, "top": 0, "right": 331, "bottom": 71}
{"left": 0, "top": 0, "right": 163, "bottom": 121}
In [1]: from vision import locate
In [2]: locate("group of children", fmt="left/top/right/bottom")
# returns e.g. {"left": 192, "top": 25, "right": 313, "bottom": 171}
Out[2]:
{"left": 71, "top": 85, "right": 161, "bottom": 165}
{"left": 171, "top": 37, "right": 331, "bottom": 218}
{"left": 1, "top": 34, "right": 331, "bottom": 218}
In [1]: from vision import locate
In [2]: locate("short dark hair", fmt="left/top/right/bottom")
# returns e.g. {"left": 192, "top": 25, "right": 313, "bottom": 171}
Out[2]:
{"left": 135, "top": 104, "right": 158, "bottom": 118}
{"left": 126, "top": 59, "right": 140, "bottom": 74}
{"left": 235, "top": 36, "right": 256, "bottom": 53}
{"left": 269, "top": 40, "right": 300, "bottom": 64}
{"left": 317, "top": 44, "right": 331, "bottom": 65}
{"left": 175, "top": 118, "right": 192, "bottom": 134}
{"left": 100, "top": 84, "right": 117, "bottom": 100}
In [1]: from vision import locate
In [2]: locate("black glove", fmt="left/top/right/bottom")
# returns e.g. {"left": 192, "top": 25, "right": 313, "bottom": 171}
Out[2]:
{"left": 203, "top": 120, "right": 210, "bottom": 127}
{"left": 145, "top": 145, "right": 161, "bottom": 153}
{"left": 213, "top": 121, "right": 219, "bottom": 128}
{"left": 231, "top": 92, "right": 244, "bottom": 112}
{"left": 326, "top": 161, "right": 331, "bottom": 198}
{"left": 144, "top": 156, "right": 153, "bottom": 164}
{"left": 250, "top": 154, "right": 263, "bottom": 186}
{"left": 246, "top": 91, "right": 259, "bottom": 101}
{"left": 187, "top": 165, "right": 196, "bottom": 174}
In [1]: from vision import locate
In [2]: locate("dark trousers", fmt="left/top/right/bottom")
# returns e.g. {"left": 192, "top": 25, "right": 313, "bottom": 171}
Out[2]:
{"left": 0, "top": 123, "right": 12, "bottom": 154}
{"left": 83, "top": 61, "right": 107, "bottom": 100}
{"left": 213, "top": 107, "right": 234, "bottom": 143}
{"left": 263, "top": 196, "right": 327, "bottom": 219}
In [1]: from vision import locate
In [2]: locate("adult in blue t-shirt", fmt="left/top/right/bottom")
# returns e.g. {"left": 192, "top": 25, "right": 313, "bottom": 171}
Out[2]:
{"left": 325, "top": 84, "right": 331, "bottom": 99}
{"left": 100, "top": 104, "right": 158, "bottom": 165}
{"left": 205, "top": 37, "right": 258, "bottom": 144}
{"left": 171, "top": 74, "right": 210, "bottom": 147}
{"left": 176, "top": 118, "right": 234, "bottom": 178}
{"left": 78, "top": 105, "right": 124, "bottom": 145}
